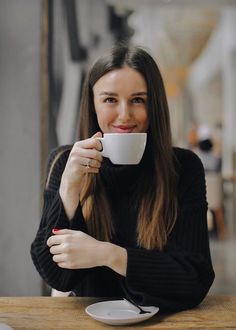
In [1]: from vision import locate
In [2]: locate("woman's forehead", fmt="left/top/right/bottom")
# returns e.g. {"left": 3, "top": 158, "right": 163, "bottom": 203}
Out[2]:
{"left": 93, "top": 67, "right": 147, "bottom": 94}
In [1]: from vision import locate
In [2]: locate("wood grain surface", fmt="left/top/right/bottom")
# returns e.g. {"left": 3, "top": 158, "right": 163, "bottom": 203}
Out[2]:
{"left": 0, "top": 295, "right": 236, "bottom": 329}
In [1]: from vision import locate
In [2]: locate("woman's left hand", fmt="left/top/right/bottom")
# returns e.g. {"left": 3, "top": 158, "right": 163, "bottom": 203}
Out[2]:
{"left": 47, "top": 229, "right": 106, "bottom": 269}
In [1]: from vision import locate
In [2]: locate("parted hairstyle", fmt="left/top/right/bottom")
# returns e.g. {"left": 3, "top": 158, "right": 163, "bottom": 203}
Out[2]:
{"left": 78, "top": 45, "right": 178, "bottom": 250}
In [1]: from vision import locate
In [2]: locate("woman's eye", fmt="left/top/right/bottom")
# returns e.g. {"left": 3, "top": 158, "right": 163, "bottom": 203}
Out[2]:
{"left": 131, "top": 97, "right": 145, "bottom": 104}
{"left": 104, "top": 97, "right": 116, "bottom": 103}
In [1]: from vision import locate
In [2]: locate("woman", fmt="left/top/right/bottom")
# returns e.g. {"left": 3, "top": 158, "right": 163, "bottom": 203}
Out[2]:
{"left": 31, "top": 45, "right": 214, "bottom": 312}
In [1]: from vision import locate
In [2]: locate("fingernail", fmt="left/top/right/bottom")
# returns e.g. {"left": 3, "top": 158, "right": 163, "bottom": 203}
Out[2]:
{"left": 52, "top": 228, "right": 60, "bottom": 232}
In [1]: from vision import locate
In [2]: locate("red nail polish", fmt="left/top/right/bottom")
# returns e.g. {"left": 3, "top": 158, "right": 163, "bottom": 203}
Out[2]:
{"left": 52, "top": 228, "right": 60, "bottom": 232}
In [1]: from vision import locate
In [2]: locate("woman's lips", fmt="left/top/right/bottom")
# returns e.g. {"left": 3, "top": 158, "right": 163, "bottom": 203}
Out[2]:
{"left": 112, "top": 125, "right": 136, "bottom": 133}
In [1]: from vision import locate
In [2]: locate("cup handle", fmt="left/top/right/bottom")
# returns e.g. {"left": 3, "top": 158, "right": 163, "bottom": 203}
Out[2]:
{"left": 96, "top": 137, "right": 107, "bottom": 157}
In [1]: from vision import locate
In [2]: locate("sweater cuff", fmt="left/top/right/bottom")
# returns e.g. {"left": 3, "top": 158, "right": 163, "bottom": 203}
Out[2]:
{"left": 125, "top": 247, "right": 163, "bottom": 293}
{"left": 125, "top": 248, "right": 148, "bottom": 291}
{"left": 45, "top": 190, "right": 70, "bottom": 229}
{"left": 45, "top": 190, "right": 87, "bottom": 232}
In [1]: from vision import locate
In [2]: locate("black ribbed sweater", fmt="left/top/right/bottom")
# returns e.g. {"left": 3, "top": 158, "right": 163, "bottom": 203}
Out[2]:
{"left": 31, "top": 146, "right": 215, "bottom": 312}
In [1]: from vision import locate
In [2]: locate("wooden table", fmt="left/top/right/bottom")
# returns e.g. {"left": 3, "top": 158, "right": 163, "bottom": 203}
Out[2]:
{"left": 0, "top": 295, "right": 236, "bottom": 329}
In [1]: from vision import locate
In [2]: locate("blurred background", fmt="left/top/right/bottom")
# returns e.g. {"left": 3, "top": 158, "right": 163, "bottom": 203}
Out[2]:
{"left": 0, "top": 0, "right": 236, "bottom": 296}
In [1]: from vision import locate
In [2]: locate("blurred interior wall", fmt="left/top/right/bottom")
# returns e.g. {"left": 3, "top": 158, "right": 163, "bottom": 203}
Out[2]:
{"left": 54, "top": 0, "right": 114, "bottom": 145}
{"left": 0, "top": 0, "right": 42, "bottom": 295}
{"left": 188, "top": 6, "right": 236, "bottom": 175}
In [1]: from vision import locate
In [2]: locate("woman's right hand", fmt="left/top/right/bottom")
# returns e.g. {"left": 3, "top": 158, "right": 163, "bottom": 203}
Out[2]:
{"left": 59, "top": 132, "right": 103, "bottom": 219}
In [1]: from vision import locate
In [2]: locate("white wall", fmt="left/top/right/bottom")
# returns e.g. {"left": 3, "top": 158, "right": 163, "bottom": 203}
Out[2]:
{"left": 0, "top": 0, "right": 42, "bottom": 295}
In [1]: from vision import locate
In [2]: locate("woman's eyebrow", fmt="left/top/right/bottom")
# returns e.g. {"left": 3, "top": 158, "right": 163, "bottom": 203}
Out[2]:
{"left": 131, "top": 92, "right": 148, "bottom": 96}
{"left": 99, "top": 91, "right": 147, "bottom": 96}
{"left": 99, "top": 91, "right": 118, "bottom": 96}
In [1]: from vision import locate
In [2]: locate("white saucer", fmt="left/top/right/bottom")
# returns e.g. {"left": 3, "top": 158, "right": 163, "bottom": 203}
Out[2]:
{"left": 0, "top": 324, "right": 14, "bottom": 330}
{"left": 85, "top": 299, "right": 159, "bottom": 325}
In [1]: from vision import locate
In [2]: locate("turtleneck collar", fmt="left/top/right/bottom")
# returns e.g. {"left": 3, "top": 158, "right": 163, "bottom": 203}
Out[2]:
{"left": 100, "top": 144, "right": 153, "bottom": 192}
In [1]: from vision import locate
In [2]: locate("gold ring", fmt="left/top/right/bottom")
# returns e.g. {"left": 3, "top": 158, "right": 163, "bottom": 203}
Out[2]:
{"left": 86, "top": 159, "right": 91, "bottom": 168}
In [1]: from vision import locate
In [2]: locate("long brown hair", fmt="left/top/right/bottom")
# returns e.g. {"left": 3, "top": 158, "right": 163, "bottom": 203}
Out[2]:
{"left": 78, "top": 45, "right": 178, "bottom": 250}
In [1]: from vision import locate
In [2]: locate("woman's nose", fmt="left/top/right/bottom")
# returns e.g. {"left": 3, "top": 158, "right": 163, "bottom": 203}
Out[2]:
{"left": 117, "top": 102, "right": 131, "bottom": 121}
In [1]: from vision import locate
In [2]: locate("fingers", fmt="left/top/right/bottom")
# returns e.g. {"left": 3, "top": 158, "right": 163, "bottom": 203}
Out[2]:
{"left": 91, "top": 131, "right": 103, "bottom": 139}
{"left": 51, "top": 252, "right": 71, "bottom": 268}
{"left": 49, "top": 243, "right": 63, "bottom": 255}
{"left": 79, "top": 160, "right": 100, "bottom": 174}
{"left": 76, "top": 147, "right": 103, "bottom": 166}
{"left": 81, "top": 156, "right": 102, "bottom": 169}
{"left": 52, "top": 229, "right": 72, "bottom": 235}
{"left": 68, "top": 132, "right": 103, "bottom": 175}
{"left": 47, "top": 229, "right": 68, "bottom": 246}
{"left": 47, "top": 229, "right": 100, "bottom": 269}
{"left": 47, "top": 235, "right": 62, "bottom": 247}
{"left": 52, "top": 254, "right": 66, "bottom": 264}
{"left": 75, "top": 132, "right": 103, "bottom": 152}
{"left": 47, "top": 229, "right": 76, "bottom": 268}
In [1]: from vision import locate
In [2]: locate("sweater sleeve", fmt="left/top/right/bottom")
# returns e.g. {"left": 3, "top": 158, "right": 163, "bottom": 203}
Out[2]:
{"left": 123, "top": 150, "right": 215, "bottom": 312}
{"left": 30, "top": 146, "right": 88, "bottom": 292}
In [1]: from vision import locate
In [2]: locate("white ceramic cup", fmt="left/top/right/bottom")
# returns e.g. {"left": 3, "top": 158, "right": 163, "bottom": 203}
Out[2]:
{"left": 97, "top": 133, "right": 147, "bottom": 165}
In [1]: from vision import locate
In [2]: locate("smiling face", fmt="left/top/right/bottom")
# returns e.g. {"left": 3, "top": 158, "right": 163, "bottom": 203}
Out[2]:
{"left": 93, "top": 66, "right": 149, "bottom": 134}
